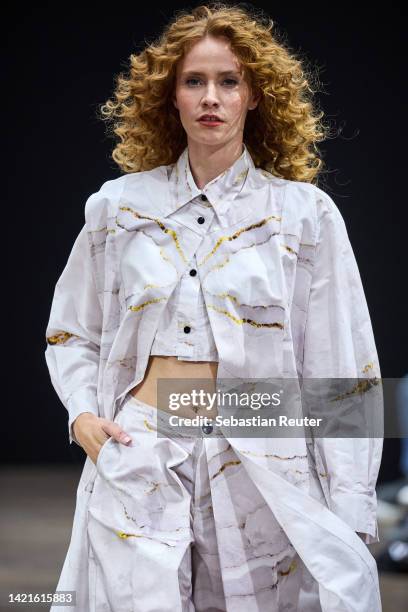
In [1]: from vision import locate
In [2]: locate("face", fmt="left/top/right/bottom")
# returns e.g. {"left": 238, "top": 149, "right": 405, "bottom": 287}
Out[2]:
{"left": 172, "top": 35, "right": 260, "bottom": 149}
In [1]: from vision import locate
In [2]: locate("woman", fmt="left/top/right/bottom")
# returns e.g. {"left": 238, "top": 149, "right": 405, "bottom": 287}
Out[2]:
{"left": 45, "top": 3, "right": 383, "bottom": 611}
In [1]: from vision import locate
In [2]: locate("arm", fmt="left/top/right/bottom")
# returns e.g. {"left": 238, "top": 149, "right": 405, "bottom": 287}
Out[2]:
{"left": 44, "top": 206, "right": 103, "bottom": 446}
{"left": 302, "top": 189, "right": 383, "bottom": 544}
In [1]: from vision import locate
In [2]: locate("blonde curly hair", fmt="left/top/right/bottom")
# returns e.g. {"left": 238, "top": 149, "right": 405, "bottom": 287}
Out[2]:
{"left": 98, "top": 2, "right": 332, "bottom": 184}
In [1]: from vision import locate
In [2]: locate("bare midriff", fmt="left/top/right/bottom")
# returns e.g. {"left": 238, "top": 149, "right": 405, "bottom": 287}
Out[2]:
{"left": 130, "top": 355, "right": 219, "bottom": 419}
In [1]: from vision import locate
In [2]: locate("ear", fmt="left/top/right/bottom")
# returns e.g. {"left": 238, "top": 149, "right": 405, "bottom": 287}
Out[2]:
{"left": 249, "top": 89, "right": 261, "bottom": 110}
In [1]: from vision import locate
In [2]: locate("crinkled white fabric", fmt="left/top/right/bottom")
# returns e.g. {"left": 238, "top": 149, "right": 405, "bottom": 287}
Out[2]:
{"left": 45, "top": 142, "right": 383, "bottom": 611}
{"left": 55, "top": 394, "right": 305, "bottom": 612}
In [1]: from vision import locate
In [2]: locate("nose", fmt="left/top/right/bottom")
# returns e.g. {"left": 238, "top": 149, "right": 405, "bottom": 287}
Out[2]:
{"left": 201, "top": 81, "right": 220, "bottom": 106}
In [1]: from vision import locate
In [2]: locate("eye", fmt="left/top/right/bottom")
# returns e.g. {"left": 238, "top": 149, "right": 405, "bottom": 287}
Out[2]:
{"left": 185, "top": 78, "right": 239, "bottom": 87}
{"left": 185, "top": 78, "right": 201, "bottom": 86}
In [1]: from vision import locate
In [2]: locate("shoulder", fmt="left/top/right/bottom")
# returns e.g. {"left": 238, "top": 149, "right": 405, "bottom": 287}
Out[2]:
{"left": 254, "top": 169, "right": 329, "bottom": 216}
{"left": 256, "top": 172, "right": 350, "bottom": 246}
{"left": 258, "top": 170, "right": 343, "bottom": 216}
{"left": 281, "top": 178, "right": 349, "bottom": 241}
{"left": 84, "top": 166, "right": 167, "bottom": 228}
{"left": 282, "top": 179, "right": 339, "bottom": 216}
{"left": 285, "top": 181, "right": 352, "bottom": 252}
{"left": 290, "top": 180, "right": 347, "bottom": 226}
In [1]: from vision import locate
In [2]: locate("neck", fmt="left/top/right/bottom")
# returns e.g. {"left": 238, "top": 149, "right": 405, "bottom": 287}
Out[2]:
{"left": 187, "top": 140, "right": 244, "bottom": 190}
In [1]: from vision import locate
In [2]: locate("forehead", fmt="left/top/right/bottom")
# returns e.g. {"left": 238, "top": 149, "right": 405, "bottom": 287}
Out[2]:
{"left": 177, "top": 36, "right": 243, "bottom": 74}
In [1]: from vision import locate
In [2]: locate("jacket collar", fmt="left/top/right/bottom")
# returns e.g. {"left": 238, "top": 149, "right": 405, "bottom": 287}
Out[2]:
{"left": 166, "top": 142, "right": 255, "bottom": 219}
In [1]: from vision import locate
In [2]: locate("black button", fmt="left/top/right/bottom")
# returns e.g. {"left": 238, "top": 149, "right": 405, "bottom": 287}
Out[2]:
{"left": 201, "top": 194, "right": 208, "bottom": 201}
{"left": 197, "top": 216, "right": 205, "bottom": 224}
{"left": 189, "top": 269, "right": 197, "bottom": 276}
{"left": 183, "top": 325, "right": 191, "bottom": 333}
{"left": 202, "top": 423, "right": 213, "bottom": 434}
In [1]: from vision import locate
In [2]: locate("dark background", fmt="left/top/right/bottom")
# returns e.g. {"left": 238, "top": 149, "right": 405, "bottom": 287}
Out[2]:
{"left": 6, "top": 2, "right": 406, "bottom": 481}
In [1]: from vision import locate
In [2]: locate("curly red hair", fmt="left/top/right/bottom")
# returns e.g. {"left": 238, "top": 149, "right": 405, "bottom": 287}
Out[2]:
{"left": 98, "top": 2, "right": 332, "bottom": 184}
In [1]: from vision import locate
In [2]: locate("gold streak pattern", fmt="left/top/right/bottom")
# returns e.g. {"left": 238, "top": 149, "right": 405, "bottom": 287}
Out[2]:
{"left": 144, "top": 419, "right": 157, "bottom": 432}
{"left": 143, "top": 279, "right": 176, "bottom": 291}
{"left": 115, "top": 530, "right": 173, "bottom": 546}
{"left": 119, "top": 498, "right": 187, "bottom": 535}
{"left": 282, "top": 244, "right": 298, "bottom": 255}
{"left": 207, "top": 304, "right": 284, "bottom": 329}
{"left": 205, "top": 290, "right": 284, "bottom": 311}
{"left": 46, "top": 331, "right": 78, "bottom": 345}
{"left": 140, "top": 231, "right": 178, "bottom": 275}
{"left": 197, "top": 215, "right": 281, "bottom": 266}
{"left": 237, "top": 450, "right": 308, "bottom": 459}
{"left": 211, "top": 460, "right": 241, "bottom": 480}
{"left": 278, "top": 559, "right": 298, "bottom": 575}
{"left": 117, "top": 206, "right": 188, "bottom": 263}
{"left": 202, "top": 256, "right": 232, "bottom": 281}
{"left": 129, "top": 297, "right": 167, "bottom": 312}
{"left": 159, "top": 246, "right": 178, "bottom": 273}
{"left": 116, "top": 531, "right": 142, "bottom": 539}
{"left": 201, "top": 233, "right": 283, "bottom": 281}
{"left": 330, "top": 377, "right": 380, "bottom": 402}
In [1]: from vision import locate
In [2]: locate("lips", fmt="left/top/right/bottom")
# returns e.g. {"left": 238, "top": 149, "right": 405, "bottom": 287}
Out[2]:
{"left": 198, "top": 115, "right": 224, "bottom": 122}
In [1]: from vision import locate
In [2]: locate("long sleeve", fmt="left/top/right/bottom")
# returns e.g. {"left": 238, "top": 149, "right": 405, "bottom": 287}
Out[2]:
{"left": 301, "top": 190, "right": 383, "bottom": 544}
{"left": 44, "top": 218, "right": 103, "bottom": 446}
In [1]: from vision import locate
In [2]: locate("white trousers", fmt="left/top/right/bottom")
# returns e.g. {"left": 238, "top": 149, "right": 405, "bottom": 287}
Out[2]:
{"left": 85, "top": 393, "right": 304, "bottom": 611}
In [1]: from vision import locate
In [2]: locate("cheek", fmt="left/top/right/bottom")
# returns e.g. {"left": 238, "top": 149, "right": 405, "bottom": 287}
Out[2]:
{"left": 175, "top": 91, "right": 197, "bottom": 117}
{"left": 224, "top": 91, "right": 249, "bottom": 117}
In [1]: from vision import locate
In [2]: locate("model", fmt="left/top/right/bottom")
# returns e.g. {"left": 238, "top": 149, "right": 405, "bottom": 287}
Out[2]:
{"left": 44, "top": 3, "right": 384, "bottom": 611}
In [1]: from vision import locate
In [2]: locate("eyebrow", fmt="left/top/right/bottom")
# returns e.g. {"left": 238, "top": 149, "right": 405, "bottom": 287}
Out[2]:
{"left": 181, "top": 70, "right": 241, "bottom": 77}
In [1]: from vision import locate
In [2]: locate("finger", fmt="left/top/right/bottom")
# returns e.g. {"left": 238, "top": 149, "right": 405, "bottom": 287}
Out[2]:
{"left": 103, "top": 423, "right": 132, "bottom": 445}
{"left": 98, "top": 432, "right": 111, "bottom": 448}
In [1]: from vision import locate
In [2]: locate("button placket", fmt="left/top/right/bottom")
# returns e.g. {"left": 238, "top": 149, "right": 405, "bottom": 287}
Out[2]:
{"left": 151, "top": 196, "right": 217, "bottom": 362}
{"left": 176, "top": 254, "right": 201, "bottom": 359}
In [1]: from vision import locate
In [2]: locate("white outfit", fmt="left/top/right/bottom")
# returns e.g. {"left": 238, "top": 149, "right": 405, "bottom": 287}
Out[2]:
{"left": 87, "top": 393, "right": 304, "bottom": 611}
{"left": 45, "top": 142, "right": 384, "bottom": 611}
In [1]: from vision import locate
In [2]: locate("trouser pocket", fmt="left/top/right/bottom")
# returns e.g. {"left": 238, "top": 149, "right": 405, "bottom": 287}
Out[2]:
{"left": 86, "top": 403, "right": 195, "bottom": 610}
